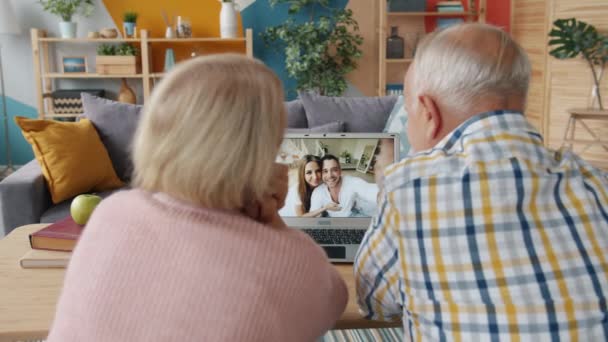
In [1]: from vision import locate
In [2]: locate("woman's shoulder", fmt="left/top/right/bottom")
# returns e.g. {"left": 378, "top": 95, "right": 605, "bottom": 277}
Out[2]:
{"left": 273, "top": 227, "right": 330, "bottom": 264}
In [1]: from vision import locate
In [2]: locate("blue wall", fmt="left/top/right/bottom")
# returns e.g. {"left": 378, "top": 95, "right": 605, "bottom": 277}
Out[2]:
{"left": 0, "top": 96, "right": 36, "bottom": 166}
{"left": 241, "top": 0, "right": 348, "bottom": 100}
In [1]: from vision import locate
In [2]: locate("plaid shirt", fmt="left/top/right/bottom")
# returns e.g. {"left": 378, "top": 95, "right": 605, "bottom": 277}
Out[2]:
{"left": 355, "top": 111, "right": 608, "bottom": 341}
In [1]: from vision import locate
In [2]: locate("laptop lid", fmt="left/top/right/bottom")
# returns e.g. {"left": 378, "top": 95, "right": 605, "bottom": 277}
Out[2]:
{"left": 277, "top": 133, "right": 399, "bottom": 229}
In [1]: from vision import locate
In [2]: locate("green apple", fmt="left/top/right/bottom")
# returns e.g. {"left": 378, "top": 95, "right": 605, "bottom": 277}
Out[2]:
{"left": 70, "top": 194, "right": 102, "bottom": 225}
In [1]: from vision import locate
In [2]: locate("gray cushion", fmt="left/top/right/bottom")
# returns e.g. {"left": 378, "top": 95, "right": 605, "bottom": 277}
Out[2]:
{"left": 40, "top": 188, "right": 125, "bottom": 223}
{"left": 82, "top": 93, "right": 143, "bottom": 182}
{"left": 287, "top": 121, "right": 344, "bottom": 133}
{"left": 285, "top": 100, "right": 308, "bottom": 128}
{"left": 299, "top": 92, "right": 398, "bottom": 132}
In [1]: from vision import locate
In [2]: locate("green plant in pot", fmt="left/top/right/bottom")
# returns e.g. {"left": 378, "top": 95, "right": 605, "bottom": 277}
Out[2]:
{"left": 96, "top": 43, "right": 139, "bottom": 75}
{"left": 123, "top": 11, "right": 138, "bottom": 38}
{"left": 262, "top": 0, "right": 363, "bottom": 97}
{"left": 548, "top": 18, "right": 608, "bottom": 110}
{"left": 37, "top": 0, "right": 94, "bottom": 39}
{"left": 339, "top": 150, "right": 351, "bottom": 164}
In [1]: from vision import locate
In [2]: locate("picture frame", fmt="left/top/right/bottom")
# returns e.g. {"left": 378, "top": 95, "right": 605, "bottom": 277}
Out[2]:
{"left": 62, "top": 56, "right": 87, "bottom": 73}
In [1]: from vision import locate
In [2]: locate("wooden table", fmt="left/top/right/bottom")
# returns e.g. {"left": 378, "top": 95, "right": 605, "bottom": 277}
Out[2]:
{"left": 0, "top": 225, "right": 399, "bottom": 341}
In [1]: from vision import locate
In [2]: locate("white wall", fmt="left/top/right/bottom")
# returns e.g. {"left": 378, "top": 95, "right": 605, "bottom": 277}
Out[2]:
{"left": 1, "top": 0, "right": 118, "bottom": 108}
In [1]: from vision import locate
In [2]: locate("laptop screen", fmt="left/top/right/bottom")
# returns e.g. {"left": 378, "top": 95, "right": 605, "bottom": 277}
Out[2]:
{"left": 277, "top": 134, "right": 397, "bottom": 219}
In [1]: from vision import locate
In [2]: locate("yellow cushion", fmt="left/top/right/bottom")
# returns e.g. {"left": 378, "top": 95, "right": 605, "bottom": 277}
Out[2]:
{"left": 15, "top": 117, "right": 124, "bottom": 203}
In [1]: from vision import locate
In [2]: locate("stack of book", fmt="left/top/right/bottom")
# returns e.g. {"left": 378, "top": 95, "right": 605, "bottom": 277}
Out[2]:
{"left": 436, "top": 1, "right": 465, "bottom": 29}
{"left": 19, "top": 216, "right": 82, "bottom": 268}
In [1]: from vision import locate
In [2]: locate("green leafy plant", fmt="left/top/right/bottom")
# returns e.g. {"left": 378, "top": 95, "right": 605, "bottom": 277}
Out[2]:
{"left": 549, "top": 18, "right": 608, "bottom": 109}
{"left": 116, "top": 43, "right": 138, "bottom": 56}
{"left": 96, "top": 44, "right": 115, "bottom": 56}
{"left": 97, "top": 43, "right": 138, "bottom": 56}
{"left": 123, "top": 11, "right": 138, "bottom": 23}
{"left": 262, "top": 0, "right": 363, "bottom": 96}
{"left": 37, "top": 0, "right": 94, "bottom": 22}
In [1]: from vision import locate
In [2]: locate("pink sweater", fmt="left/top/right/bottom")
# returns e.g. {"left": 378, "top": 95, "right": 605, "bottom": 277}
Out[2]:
{"left": 47, "top": 189, "right": 348, "bottom": 341}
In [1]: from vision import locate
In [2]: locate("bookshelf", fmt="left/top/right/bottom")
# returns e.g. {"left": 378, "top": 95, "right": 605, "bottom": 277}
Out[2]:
{"left": 31, "top": 28, "right": 253, "bottom": 119}
{"left": 377, "top": 0, "right": 487, "bottom": 96}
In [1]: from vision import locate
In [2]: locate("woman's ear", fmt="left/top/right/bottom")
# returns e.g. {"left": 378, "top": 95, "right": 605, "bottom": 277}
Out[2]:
{"left": 418, "top": 95, "right": 442, "bottom": 141}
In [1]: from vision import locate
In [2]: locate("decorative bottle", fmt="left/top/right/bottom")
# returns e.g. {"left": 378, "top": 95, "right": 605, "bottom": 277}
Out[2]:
{"left": 220, "top": 1, "right": 239, "bottom": 38}
{"left": 386, "top": 26, "right": 405, "bottom": 59}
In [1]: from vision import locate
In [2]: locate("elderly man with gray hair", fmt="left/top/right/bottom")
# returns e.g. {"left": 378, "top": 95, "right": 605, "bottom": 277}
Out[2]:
{"left": 355, "top": 23, "right": 608, "bottom": 340}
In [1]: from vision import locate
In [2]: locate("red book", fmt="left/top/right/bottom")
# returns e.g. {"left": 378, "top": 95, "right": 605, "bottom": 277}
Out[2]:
{"left": 29, "top": 216, "right": 84, "bottom": 252}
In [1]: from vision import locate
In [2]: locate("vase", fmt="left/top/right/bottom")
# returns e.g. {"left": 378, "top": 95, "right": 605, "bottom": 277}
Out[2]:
{"left": 588, "top": 67, "right": 605, "bottom": 110}
{"left": 59, "top": 21, "right": 77, "bottom": 39}
{"left": 118, "top": 79, "right": 136, "bottom": 104}
{"left": 387, "top": 26, "right": 405, "bottom": 59}
{"left": 220, "top": 1, "right": 238, "bottom": 38}
{"left": 123, "top": 22, "right": 136, "bottom": 38}
{"left": 164, "top": 48, "right": 176, "bottom": 72}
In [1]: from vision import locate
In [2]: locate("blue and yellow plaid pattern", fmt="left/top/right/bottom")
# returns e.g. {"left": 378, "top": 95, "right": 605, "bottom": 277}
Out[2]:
{"left": 355, "top": 111, "right": 608, "bottom": 341}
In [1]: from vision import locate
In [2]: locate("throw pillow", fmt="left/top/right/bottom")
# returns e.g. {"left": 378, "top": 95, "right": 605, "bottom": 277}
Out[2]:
{"left": 82, "top": 93, "right": 143, "bottom": 182}
{"left": 383, "top": 95, "right": 410, "bottom": 159}
{"left": 285, "top": 99, "right": 308, "bottom": 128}
{"left": 286, "top": 121, "right": 344, "bottom": 133}
{"left": 15, "top": 116, "right": 124, "bottom": 204}
{"left": 299, "top": 91, "right": 398, "bottom": 132}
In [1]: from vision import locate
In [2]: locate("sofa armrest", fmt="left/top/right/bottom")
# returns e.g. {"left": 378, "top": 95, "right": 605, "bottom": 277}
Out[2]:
{"left": 0, "top": 160, "right": 52, "bottom": 237}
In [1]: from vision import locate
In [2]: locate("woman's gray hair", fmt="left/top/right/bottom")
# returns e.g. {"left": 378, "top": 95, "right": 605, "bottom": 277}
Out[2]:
{"left": 412, "top": 23, "right": 531, "bottom": 116}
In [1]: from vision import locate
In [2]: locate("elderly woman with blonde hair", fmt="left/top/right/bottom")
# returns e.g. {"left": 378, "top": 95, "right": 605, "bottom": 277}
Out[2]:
{"left": 47, "top": 54, "right": 347, "bottom": 341}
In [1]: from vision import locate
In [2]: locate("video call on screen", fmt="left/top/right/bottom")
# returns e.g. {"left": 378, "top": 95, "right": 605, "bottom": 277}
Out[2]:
{"left": 277, "top": 138, "right": 393, "bottom": 218}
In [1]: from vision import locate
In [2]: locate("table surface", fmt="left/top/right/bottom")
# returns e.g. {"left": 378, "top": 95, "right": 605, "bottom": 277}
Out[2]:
{"left": 0, "top": 224, "right": 399, "bottom": 341}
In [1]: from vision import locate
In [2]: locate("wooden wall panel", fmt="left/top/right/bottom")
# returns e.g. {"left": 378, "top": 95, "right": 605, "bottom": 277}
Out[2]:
{"left": 513, "top": 0, "right": 608, "bottom": 168}
{"left": 511, "top": 0, "right": 549, "bottom": 134}
{"left": 547, "top": 0, "right": 608, "bottom": 167}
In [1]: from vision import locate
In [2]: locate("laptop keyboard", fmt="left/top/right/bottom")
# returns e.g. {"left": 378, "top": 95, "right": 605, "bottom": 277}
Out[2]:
{"left": 302, "top": 229, "right": 366, "bottom": 245}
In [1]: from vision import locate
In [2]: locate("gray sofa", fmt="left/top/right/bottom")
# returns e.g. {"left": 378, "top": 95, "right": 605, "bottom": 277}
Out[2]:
{"left": 0, "top": 92, "right": 397, "bottom": 236}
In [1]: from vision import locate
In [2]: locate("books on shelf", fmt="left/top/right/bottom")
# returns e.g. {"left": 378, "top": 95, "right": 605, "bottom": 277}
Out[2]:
{"left": 29, "top": 216, "right": 83, "bottom": 252}
{"left": 436, "top": 1, "right": 464, "bottom": 11}
{"left": 436, "top": 1, "right": 464, "bottom": 28}
{"left": 19, "top": 248, "right": 71, "bottom": 269}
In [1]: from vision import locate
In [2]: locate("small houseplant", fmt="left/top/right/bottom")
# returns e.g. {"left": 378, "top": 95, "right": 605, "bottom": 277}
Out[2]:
{"left": 96, "top": 43, "right": 139, "bottom": 75}
{"left": 262, "top": 0, "right": 363, "bottom": 97}
{"left": 548, "top": 18, "right": 608, "bottom": 110}
{"left": 339, "top": 150, "right": 351, "bottom": 164}
{"left": 37, "top": 0, "right": 94, "bottom": 38}
{"left": 123, "top": 11, "right": 138, "bottom": 38}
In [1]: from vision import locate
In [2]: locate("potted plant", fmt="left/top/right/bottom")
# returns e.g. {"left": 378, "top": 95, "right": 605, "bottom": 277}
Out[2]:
{"left": 548, "top": 18, "right": 608, "bottom": 110}
{"left": 96, "top": 43, "right": 140, "bottom": 75}
{"left": 262, "top": 0, "right": 363, "bottom": 96}
{"left": 123, "top": 11, "right": 138, "bottom": 38}
{"left": 339, "top": 150, "right": 351, "bottom": 164}
{"left": 37, "top": 0, "right": 94, "bottom": 39}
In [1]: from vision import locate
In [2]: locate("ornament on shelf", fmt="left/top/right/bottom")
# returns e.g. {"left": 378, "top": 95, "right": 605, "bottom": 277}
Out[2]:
{"left": 118, "top": 78, "right": 136, "bottom": 104}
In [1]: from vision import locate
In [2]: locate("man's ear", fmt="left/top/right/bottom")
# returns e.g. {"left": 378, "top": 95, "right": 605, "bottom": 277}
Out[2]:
{"left": 418, "top": 95, "right": 442, "bottom": 141}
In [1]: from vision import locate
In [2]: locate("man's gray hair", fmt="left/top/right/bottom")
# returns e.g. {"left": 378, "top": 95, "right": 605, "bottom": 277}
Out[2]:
{"left": 412, "top": 23, "right": 531, "bottom": 115}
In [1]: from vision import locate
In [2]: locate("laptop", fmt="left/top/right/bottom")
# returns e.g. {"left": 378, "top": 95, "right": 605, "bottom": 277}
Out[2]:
{"left": 277, "top": 133, "right": 399, "bottom": 262}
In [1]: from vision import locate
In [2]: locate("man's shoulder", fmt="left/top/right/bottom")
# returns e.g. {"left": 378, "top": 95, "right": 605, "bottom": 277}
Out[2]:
{"left": 342, "top": 175, "right": 364, "bottom": 185}
{"left": 311, "top": 183, "right": 328, "bottom": 196}
{"left": 383, "top": 150, "right": 467, "bottom": 192}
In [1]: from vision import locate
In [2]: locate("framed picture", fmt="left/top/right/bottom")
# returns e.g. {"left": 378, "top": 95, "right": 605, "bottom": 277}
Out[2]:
{"left": 62, "top": 56, "right": 87, "bottom": 73}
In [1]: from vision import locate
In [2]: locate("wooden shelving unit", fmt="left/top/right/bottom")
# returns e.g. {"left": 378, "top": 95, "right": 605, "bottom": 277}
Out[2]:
{"left": 43, "top": 73, "right": 145, "bottom": 78}
{"left": 387, "top": 11, "right": 476, "bottom": 17}
{"left": 377, "top": 0, "right": 487, "bottom": 96}
{"left": 31, "top": 28, "right": 253, "bottom": 119}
